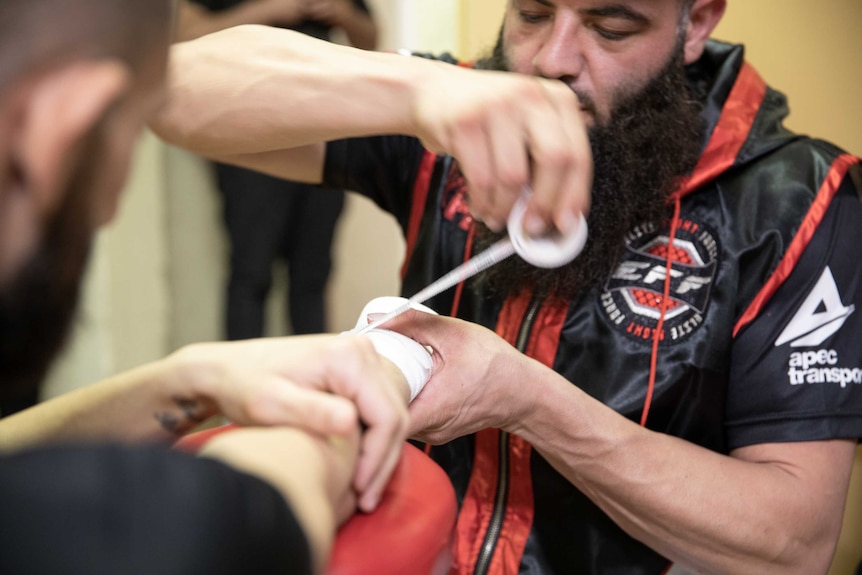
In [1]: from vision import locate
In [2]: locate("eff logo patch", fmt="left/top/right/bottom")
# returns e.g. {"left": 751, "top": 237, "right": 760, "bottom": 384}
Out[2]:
{"left": 600, "top": 219, "right": 719, "bottom": 345}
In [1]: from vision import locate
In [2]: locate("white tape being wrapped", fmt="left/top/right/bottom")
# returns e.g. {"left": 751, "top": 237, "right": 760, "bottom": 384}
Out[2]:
{"left": 507, "top": 189, "right": 588, "bottom": 268}
{"left": 348, "top": 297, "right": 436, "bottom": 402}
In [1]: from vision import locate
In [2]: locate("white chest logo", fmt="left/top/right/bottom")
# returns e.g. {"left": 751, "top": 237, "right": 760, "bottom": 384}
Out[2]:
{"left": 775, "top": 267, "right": 855, "bottom": 347}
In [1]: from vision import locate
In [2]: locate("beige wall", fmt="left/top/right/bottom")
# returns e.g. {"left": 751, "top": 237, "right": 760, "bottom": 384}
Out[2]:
{"left": 713, "top": 1, "right": 861, "bottom": 157}
{"left": 459, "top": 0, "right": 506, "bottom": 60}
{"left": 43, "top": 133, "right": 172, "bottom": 397}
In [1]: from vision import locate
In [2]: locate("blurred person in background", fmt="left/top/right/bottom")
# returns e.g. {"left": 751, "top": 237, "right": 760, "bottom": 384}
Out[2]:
{"left": 177, "top": 0, "right": 378, "bottom": 340}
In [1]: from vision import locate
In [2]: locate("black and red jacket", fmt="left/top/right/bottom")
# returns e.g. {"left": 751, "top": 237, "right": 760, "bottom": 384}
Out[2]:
{"left": 324, "top": 41, "right": 862, "bottom": 575}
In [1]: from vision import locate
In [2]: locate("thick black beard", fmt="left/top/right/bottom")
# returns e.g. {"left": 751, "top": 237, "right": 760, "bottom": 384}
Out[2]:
{"left": 470, "top": 36, "right": 706, "bottom": 301}
{"left": 0, "top": 141, "right": 97, "bottom": 400}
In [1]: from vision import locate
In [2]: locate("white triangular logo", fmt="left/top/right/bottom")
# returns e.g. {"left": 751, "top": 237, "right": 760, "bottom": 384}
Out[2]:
{"left": 775, "top": 267, "right": 855, "bottom": 347}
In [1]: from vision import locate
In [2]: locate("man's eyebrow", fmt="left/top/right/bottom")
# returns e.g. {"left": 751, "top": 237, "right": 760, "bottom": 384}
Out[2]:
{"left": 579, "top": 4, "right": 650, "bottom": 24}
{"left": 528, "top": 0, "right": 650, "bottom": 25}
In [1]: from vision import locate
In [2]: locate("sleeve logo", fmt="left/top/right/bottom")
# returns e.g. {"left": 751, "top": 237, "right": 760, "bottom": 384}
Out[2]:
{"left": 775, "top": 267, "right": 855, "bottom": 348}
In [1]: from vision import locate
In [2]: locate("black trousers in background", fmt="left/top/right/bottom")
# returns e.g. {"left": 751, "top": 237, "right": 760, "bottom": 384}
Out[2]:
{"left": 0, "top": 388, "right": 39, "bottom": 417}
{"left": 216, "top": 163, "right": 345, "bottom": 339}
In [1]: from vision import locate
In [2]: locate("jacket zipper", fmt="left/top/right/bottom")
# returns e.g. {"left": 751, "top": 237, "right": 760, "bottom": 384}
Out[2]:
{"left": 472, "top": 296, "right": 541, "bottom": 575}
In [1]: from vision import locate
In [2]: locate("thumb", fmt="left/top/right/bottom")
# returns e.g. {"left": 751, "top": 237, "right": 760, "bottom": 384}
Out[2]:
{"left": 379, "top": 308, "right": 448, "bottom": 349}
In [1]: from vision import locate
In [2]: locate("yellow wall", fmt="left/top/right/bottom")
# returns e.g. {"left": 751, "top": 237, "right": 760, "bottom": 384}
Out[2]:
{"left": 459, "top": 0, "right": 506, "bottom": 60}
{"left": 459, "top": 2, "right": 862, "bottom": 573}
{"left": 713, "top": 1, "right": 861, "bottom": 156}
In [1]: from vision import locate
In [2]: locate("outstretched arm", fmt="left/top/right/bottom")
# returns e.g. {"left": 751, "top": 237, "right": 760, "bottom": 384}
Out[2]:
{"left": 388, "top": 311, "right": 854, "bottom": 575}
{"left": 0, "top": 334, "right": 409, "bottom": 512}
{"left": 151, "top": 24, "right": 592, "bottom": 233}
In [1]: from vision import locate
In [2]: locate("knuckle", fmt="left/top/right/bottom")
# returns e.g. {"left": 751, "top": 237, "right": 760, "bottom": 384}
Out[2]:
{"left": 537, "top": 147, "right": 576, "bottom": 171}
{"left": 467, "top": 189, "right": 491, "bottom": 212}
{"left": 499, "top": 166, "right": 528, "bottom": 189}
{"left": 521, "top": 77, "right": 547, "bottom": 101}
{"left": 398, "top": 409, "right": 410, "bottom": 432}
{"left": 243, "top": 394, "right": 271, "bottom": 423}
{"left": 344, "top": 334, "right": 377, "bottom": 365}
{"left": 550, "top": 143, "right": 577, "bottom": 164}
{"left": 354, "top": 334, "right": 378, "bottom": 358}
{"left": 540, "top": 78, "right": 575, "bottom": 102}
{"left": 456, "top": 111, "right": 486, "bottom": 135}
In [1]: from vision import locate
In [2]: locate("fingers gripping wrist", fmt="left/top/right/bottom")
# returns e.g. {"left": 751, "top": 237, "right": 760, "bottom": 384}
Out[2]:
{"left": 345, "top": 297, "right": 436, "bottom": 402}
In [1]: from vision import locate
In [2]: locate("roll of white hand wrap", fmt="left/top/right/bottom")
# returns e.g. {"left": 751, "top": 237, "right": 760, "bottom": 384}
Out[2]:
{"left": 348, "top": 297, "right": 437, "bottom": 402}
{"left": 507, "top": 188, "right": 588, "bottom": 269}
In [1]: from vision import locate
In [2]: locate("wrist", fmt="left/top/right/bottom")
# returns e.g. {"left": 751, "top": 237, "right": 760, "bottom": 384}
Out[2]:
{"left": 159, "top": 344, "right": 222, "bottom": 419}
{"left": 499, "top": 356, "right": 548, "bottom": 436}
{"left": 348, "top": 297, "right": 437, "bottom": 403}
{"left": 200, "top": 428, "right": 338, "bottom": 571}
{"left": 358, "top": 50, "right": 444, "bottom": 138}
{"left": 400, "top": 55, "right": 475, "bottom": 147}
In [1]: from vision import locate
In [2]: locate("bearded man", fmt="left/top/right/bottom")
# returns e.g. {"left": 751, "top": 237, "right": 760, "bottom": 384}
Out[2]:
{"left": 154, "top": 0, "right": 862, "bottom": 573}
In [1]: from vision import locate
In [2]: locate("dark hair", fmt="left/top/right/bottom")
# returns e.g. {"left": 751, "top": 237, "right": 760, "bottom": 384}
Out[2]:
{"left": 0, "top": 0, "right": 172, "bottom": 91}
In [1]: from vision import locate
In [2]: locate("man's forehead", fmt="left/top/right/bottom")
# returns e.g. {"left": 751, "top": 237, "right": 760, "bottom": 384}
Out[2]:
{"left": 515, "top": 0, "right": 677, "bottom": 18}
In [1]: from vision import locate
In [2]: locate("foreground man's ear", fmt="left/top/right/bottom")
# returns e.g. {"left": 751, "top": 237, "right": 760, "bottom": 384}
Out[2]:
{"left": 683, "top": 0, "right": 727, "bottom": 65}
{"left": 16, "top": 60, "right": 132, "bottom": 217}
{"left": 0, "top": 60, "right": 130, "bottom": 282}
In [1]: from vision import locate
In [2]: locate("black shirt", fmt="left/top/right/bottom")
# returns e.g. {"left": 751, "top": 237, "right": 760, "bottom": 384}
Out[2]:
{"left": 188, "top": 0, "right": 371, "bottom": 42}
{"left": 0, "top": 444, "right": 312, "bottom": 574}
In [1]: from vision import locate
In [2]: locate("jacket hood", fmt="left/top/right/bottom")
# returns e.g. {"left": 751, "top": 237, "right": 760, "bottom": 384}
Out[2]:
{"left": 680, "top": 40, "right": 799, "bottom": 197}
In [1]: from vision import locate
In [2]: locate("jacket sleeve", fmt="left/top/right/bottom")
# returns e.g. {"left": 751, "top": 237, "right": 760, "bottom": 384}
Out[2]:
{"left": 323, "top": 135, "right": 429, "bottom": 234}
{"left": 0, "top": 444, "right": 312, "bottom": 575}
{"left": 726, "top": 164, "right": 862, "bottom": 450}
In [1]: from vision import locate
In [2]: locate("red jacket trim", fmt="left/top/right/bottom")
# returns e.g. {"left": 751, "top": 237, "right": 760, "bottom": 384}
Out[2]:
{"left": 452, "top": 294, "right": 568, "bottom": 575}
{"left": 733, "top": 154, "right": 861, "bottom": 337}
{"left": 451, "top": 428, "right": 503, "bottom": 574}
{"left": 451, "top": 293, "right": 532, "bottom": 574}
{"left": 488, "top": 297, "right": 568, "bottom": 575}
{"left": 402, "top": 150, "right": 438, "bottom": 279}
{"left": 678, "top": 62, "right": 767, "bottom": 198}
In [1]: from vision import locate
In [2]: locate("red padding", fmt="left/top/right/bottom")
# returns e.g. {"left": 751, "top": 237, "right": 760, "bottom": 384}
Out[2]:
{"left": 175, "top": 425, "right": 456, "bottom": 575}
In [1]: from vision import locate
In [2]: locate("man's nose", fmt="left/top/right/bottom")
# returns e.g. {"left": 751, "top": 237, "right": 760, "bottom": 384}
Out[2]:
{"left": 533, "top": 14, "right": 585, "bottom": 80}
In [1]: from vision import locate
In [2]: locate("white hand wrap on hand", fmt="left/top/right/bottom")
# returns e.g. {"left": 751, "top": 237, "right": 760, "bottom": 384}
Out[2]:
{"left": 348, "top": 297, "right": 436, "bottom": 402}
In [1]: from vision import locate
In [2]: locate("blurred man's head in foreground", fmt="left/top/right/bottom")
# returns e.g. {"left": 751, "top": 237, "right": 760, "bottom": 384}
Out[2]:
{"left": 0, "top": 0, "right": 173, "bottom": 397}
